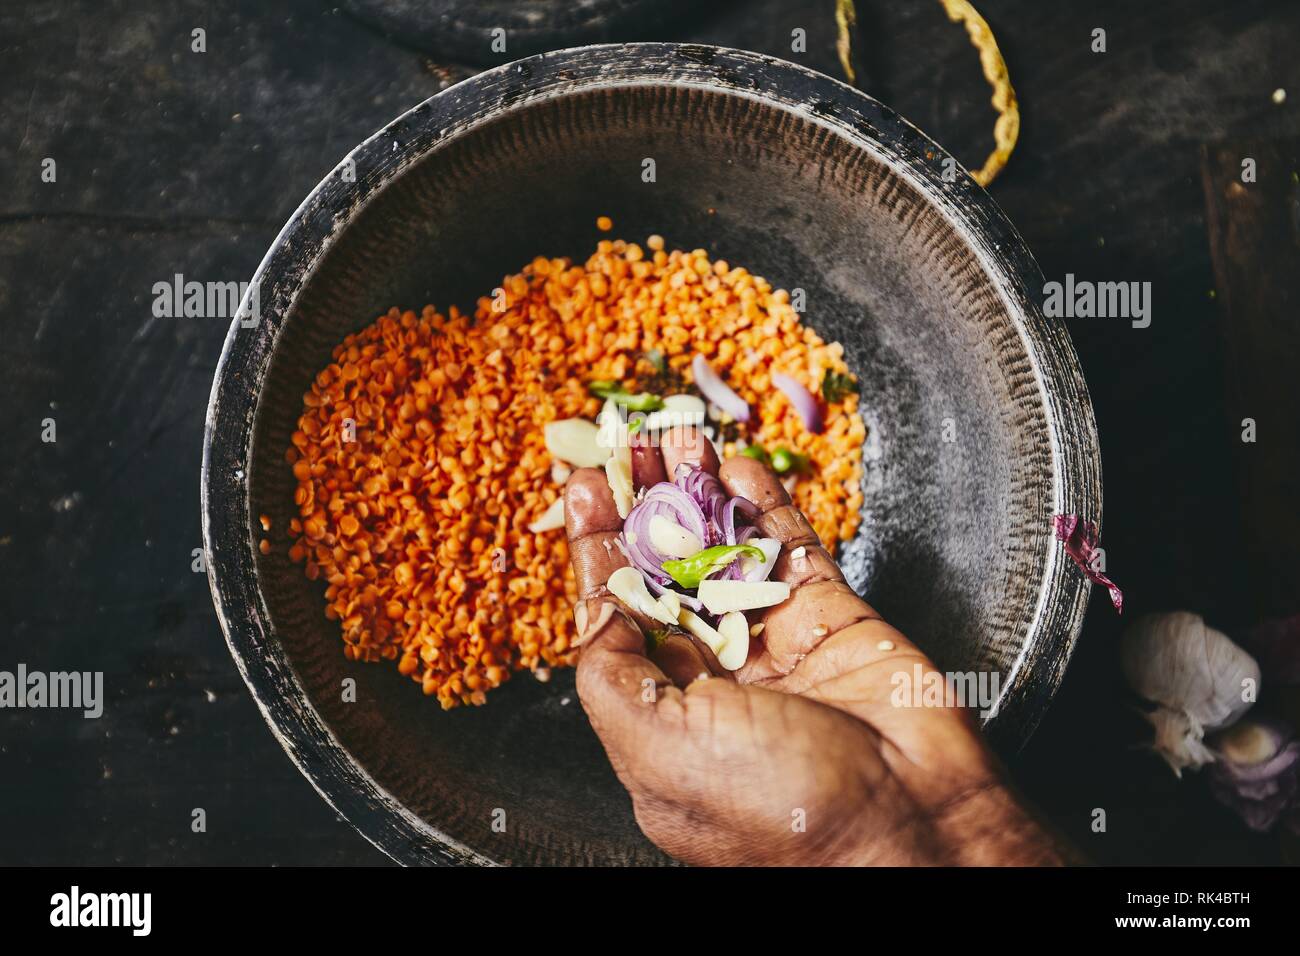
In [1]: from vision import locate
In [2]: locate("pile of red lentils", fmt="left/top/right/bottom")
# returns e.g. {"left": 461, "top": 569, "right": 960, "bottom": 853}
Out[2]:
{"left": 280, "top": 221, "right": 866, "bottom": 708}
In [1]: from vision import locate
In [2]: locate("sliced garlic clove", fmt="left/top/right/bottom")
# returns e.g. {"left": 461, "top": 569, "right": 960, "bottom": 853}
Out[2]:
{"left": 656, "top": 589, "right": 681, "bottom": 622}
{"left": 663, "top": 393, "right": 706, "bottom": 415}
{"left": 648, "top": 514, "right": 704, "bottom": 559}
{"left": 544, "top": 418, "right": 609, "bottom": 468}
{"left": 527, "top": 497, "right": 565, "bottom": 533}
{"left": 642, "top": 393, "right": 707, "bottom": 432}
{"left": 697, "top": 579, "right": 791, "bottom": 615}
{"left": 606, "top": 567, "right": 676, "bottom": 625}
{"left": 677, "top": 608, "right": 750, "bottom": 671}
{"left": 714, "top": 611, "right": 750, "bottom": 670}
{"left": 678, "top": 608, "right": 725, "bottom": 658}
{"left": 596, "top": 397, "right": 628, "bottom": 449}
{"left": 605, "top": 451, "right": 634, "bottom": 519}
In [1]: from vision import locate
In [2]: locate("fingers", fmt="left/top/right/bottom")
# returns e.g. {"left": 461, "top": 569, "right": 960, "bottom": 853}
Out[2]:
{"left": 629, "top": 428, "right": 668, "bottom": 491}
{"left": 717, "top": 455, "right": 826, "bottom": 554}
{"left": 661, "top": 425, "right": 720, "bottom": 479}
{"left": 719, "top": 456, "right": 870, "bottom": 676}
{"left": 562, "top": 465, "right": 682, "bottom": 683}
{"left": 574, "top": 594, "right": 673, "bottom": 738}
{"left": 716, "top": 457, "right": 975, "bottom": 759}
{"left": 717, "top": 455, "right": 797, "bottom": 514}
{"left": 570, "top": 582, "right": 699, "bottom": 788}
{"left": 648, "top": 630, "right": 720, "bottom": 686}
{"left": 575, "top": 599, "right": 763, "bottom": 853}
{"left": 565, "top": 467, "right": 628, "bottom": 603}
{"left": 718, "top": 457, "right": 840, "bottom": 590}
{"left": 718, "top": 456, "right": 923, "bottom": 692}
{"left": 566, "top": 455, "right": 727, "bottom": 678}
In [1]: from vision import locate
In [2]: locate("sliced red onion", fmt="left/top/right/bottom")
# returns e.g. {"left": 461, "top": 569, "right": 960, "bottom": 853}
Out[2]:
{"left": 674, "top": 464, "right": 728, "bottom": 543}
{"left": 717, "top": 547, "right": 747, "bottom": 581}
{"left": 1206, "top": 718, "right": 1300, "bottom": 832}
{"left": 722, "top": 495, "right": 760, "bottom": 545}
{"left": 772, "top": 372, "right": 824, "bottom": 434}
{"left": 620, "top": 482, "right": 708, "bottom": 584}
{"left": 1053, "top": 514, "right": 1123, "bottom": 614}
{"left": 692, "top": 354, "right": 750, "bottom": 423}
{"left": 613, "top": 535, "right": 663, "bottom": 587}
{"left": 646, "top": 573, "right": 702, "bottom": 612}
{"left": 645, "top": 481, "right": 710, "bottom": 540}
{"left": 618, "top": 463, "right": 766, "bottom": 615}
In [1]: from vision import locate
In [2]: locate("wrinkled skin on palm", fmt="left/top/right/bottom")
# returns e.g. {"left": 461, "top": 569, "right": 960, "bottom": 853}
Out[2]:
{"left": 564, "top": 426, "right": 1068, "bottom": 866}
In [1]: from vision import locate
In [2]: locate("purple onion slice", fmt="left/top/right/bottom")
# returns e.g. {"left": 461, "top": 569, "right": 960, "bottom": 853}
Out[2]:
{"left": 617, "top": 461, "right": 765, "bottom": 621}
{"left": 1054, "top": 514, "right": 1123, "bottom": 614}
{"left": 691, "top": 354, "right": 750, "bottom": 423}
{"left": 722, "top": 496, "right": 760, "bottom": 546}
{"left": 772, "top": 372, "right": 824, "bottom": 434}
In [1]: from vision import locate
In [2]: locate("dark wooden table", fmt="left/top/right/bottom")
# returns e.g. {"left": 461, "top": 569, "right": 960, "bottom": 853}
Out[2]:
{"left": 2, "top": 0, "right": 1296, "bottom": 865}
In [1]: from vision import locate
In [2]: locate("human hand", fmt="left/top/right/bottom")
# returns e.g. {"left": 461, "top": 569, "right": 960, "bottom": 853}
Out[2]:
{"left": 564, "top": 426, "right": 1065, "bottom": 866}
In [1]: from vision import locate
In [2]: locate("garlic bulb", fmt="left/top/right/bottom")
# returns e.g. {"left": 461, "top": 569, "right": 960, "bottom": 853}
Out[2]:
{"left": 1120, "top": 611, "right": 1261, "bottom": 776}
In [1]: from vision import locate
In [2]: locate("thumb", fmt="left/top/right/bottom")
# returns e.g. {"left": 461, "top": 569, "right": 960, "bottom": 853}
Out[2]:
{"left": 573, "top": 594, "right": 673, "bottom": 736}
{"left": 563, "top": 470, "right": 702, "bottom": 778}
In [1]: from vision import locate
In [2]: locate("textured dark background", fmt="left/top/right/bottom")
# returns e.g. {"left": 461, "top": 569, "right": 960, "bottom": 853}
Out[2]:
{"left": 1, "top": 0, "right": 1296, "bottom": 865}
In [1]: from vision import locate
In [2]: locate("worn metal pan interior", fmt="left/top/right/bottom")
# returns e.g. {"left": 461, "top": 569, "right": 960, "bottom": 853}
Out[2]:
{"left": 202, "top": 43, "right": 1101, "bottom": 866}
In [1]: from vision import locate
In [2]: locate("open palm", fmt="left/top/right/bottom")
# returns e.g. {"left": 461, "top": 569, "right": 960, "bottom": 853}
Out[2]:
{"left": 564, "top": 426, "right": 1062, "bottom": 866}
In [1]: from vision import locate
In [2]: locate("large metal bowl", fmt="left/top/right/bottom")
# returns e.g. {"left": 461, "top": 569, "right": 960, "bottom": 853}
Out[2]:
{"left": 202, "top": 43, "right": 1102, "bottom": 866}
